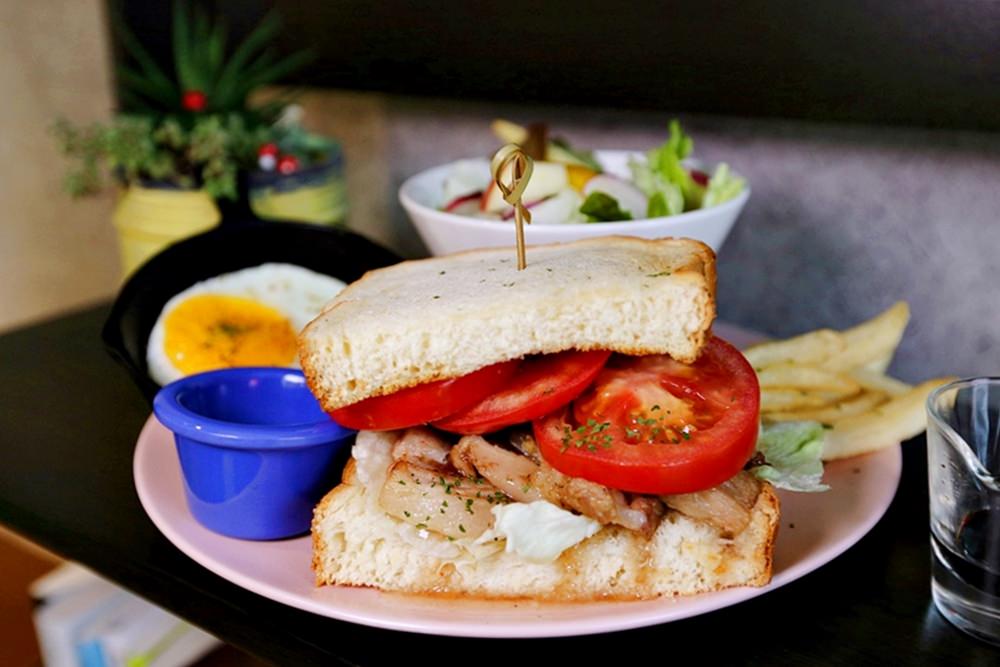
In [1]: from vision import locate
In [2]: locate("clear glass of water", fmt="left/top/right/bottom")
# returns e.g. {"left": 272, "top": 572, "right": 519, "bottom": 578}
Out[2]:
{"left": 928, "top": 377, "right": 1000, "bottom": 645}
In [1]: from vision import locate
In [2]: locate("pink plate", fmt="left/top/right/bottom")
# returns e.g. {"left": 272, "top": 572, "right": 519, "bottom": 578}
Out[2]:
{"left": 133, "top": 324, "right": 903, "bottom": 638}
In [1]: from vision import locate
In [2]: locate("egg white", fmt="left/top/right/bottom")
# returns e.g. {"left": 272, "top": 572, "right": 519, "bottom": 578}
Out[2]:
{"left": 147, "top": 263, "right": 346, "bottom": 386}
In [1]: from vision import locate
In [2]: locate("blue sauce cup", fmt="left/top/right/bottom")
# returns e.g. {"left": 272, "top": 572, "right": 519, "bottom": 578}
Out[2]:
{"left": 153, "top": 367, "right": 355, "bottom": 540}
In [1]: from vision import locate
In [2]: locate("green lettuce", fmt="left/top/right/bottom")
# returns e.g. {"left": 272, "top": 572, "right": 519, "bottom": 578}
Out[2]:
{"left": 629, "top": 160, "right": 684, "bottom": 217}
{"left": 579, "top": 191, "right": 633, "bottom": 222}
{"left": 629, "top": 119, "right": 704, "bottom": 215}
{"left": 702, "top": 163, "right": 746, "bottom": 208}
{"left": 750, "top": 421, "right": 829, "bottom": 493}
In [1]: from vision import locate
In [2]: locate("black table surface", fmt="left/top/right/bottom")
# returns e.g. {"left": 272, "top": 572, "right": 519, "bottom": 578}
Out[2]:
{"left": 1, "top": 304, "right": 996, "bottom": 666}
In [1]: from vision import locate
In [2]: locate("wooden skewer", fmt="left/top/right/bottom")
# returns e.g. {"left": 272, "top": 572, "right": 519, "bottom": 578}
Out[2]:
{"left": 490, "top": 144, "right": 534, "bottom": 270}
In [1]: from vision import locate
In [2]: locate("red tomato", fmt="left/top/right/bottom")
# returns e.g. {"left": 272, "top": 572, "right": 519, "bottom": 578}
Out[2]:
{"left": 533, "top": 337, "right": 760, "bottom": 495}
{"left": 433, "top": 350, "right": 612, "bottom": 435}
{"left": 330, "top": 360, "right": 519, "bottom": 431}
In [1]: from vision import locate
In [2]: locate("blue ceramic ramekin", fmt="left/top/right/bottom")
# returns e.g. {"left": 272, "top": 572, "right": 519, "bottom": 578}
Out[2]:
{"left": 153, "top": 367, "right": 355, "bottom": 540}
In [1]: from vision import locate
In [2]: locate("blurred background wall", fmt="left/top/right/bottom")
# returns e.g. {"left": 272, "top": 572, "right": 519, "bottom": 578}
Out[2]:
{"left": 0, "top": 1, "right": 119, "bottom": 332}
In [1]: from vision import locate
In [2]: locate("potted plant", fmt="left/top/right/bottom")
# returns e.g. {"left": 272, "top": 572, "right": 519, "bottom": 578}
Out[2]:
{"left": 246, "top": 107, "right": 347, "bottom": 226}
{"left": 53, "top": 3, "right": 316, "bottom": 276}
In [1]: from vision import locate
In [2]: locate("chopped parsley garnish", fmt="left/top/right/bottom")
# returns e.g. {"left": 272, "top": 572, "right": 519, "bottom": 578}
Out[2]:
{"left": 561, "top": 420, "right": 614, "bottom": 452}
{"left": 559, "top": 410, "right": 698, "bottom": 449}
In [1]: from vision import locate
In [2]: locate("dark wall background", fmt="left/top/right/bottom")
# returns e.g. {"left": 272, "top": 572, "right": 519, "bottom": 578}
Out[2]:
{"left": 115, "top": 0, "right": 1000, "bottom": 131}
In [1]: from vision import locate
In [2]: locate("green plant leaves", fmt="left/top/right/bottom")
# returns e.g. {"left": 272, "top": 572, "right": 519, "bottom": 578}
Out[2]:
{"left": 115, "top": 3, "right": 310, "bottom": 114}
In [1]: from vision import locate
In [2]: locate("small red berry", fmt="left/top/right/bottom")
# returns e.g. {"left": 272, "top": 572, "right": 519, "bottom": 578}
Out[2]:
{"left": 277, "top": 155, "right": 299, "bottom": 175}
{"left": 181, "top": 90, "right": 207, "bottom": 112}
{"left": 257, "top": 142, "right": 279, "bottom": 158}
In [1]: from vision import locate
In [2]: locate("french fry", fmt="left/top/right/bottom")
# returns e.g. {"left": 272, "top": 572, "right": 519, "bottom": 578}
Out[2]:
{"left": 744, "top": 329, "right": 845, "bottom": 370}
{"left": 821, "top": 302, "right": 910, "bottom": 373}
{"left": 762, "top": 390, "right": 888, "bottom": 424}
{"left": 761, "top": 388, "right": 853, "bottom": 412}
{"left": 757, "top": 364, "right": 860, "bottom": 394}
{"left": 849, "top": 368, "right": 911, "bottom": 397}
{"left": 862, "top": 351, "right": 893, "bottom": 374}
{"left": 821, "top": 377, "right": 956, "bottom": 460}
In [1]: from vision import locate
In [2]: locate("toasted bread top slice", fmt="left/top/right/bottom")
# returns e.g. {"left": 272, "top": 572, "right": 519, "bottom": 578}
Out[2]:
{"left": 299, "top": 236, "right": 716, "bottom": 411}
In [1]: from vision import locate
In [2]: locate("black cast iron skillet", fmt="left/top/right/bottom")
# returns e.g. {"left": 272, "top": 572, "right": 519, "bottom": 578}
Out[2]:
{"left": 102, "top": 221, "right": 401, "bottom": 403}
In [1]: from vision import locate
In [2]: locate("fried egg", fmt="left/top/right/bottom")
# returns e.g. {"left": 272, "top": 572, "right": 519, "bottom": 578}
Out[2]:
{"left": 147, "top": 263, "right": 346, "bottom": 385}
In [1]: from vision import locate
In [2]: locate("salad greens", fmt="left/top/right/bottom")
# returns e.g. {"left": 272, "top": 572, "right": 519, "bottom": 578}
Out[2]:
{"left": 703, "top": 163, "right": 746, "bottom": 209}
{"left": 580, "top": 192, "right": 633, "bottom": 222}
{"left": 750, "top": 421, "right": 830, "bottom": 493}
{"left": 625, "top": 119, "right": 745, "bottom": 218}
{"left": 630, "top": 162, "right": 684, "bottom": 217}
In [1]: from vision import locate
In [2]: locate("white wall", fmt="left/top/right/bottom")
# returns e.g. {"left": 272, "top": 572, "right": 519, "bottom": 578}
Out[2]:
{"left": 0, "top": 1, "right": 119, "bottom": 332}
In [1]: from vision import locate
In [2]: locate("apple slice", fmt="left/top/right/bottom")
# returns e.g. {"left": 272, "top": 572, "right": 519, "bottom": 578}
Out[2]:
{"left": 443, "top": 192, "right": 484, "bottom": 214}
{"left": 480, "top": 161, "right": 569, "bottom": 213}
{"left": 442, "top": 159, "right": 491, "bottom": 205}
{"left": 526, "top": 189, "right": 583, "bottom": 225}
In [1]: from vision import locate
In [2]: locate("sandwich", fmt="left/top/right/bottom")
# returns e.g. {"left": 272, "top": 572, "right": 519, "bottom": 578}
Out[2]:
{"left": 298, "top": 236, "right": 778, "bottom": 601}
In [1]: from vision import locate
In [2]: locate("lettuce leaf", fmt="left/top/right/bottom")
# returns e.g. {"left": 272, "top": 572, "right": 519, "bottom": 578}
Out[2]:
{"left": 629, "top": 159, "right": 683, "bottom": 217}
{"left": 648, "top": 120, "right": 702, "bottom": 208}
{"left": 750, "top": 421, "right": 829, "bottom": 492}
{"left": 630, "top": 119, "right": 708, "bottom": 214}
{"left": 702, "top": 162, "right": 746, "bottom": 208}
{"left": 580, "top": 191, "right": 632, "bottom": 222}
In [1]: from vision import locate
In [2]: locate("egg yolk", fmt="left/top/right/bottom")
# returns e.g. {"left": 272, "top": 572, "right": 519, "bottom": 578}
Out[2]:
{"left": 163, "top": 294, "right": 298, "bottom": 375}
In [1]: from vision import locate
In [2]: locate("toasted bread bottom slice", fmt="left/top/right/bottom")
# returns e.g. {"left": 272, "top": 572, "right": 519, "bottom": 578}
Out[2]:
{"left": 312, "top": 459, "right": 779, "bottom": 602}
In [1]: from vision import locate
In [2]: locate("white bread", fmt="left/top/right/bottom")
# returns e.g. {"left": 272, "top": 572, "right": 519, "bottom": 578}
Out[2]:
{"left": 312, "top": 457, "right": 779, "bottom": 601}
{"left": 299, "top": 236, "right": 716, "bottom": 411}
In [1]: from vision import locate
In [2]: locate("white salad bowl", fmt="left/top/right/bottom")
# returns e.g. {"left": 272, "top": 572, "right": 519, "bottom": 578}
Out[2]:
{"left": 399, "top": 150, "right": 750, "bottom": 256}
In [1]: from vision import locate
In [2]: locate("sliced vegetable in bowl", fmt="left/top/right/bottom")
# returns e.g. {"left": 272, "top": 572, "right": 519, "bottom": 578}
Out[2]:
{"left": 439, "top": 119, "right": 746, "bottom": 225}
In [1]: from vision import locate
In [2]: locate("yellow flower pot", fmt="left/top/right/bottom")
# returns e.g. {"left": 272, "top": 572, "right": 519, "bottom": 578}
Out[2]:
{"left": 113, "top": 186, "right": 221, "bottom": 278}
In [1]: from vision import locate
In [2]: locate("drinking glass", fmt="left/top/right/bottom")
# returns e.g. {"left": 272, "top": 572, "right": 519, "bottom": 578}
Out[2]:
{"left": 927, "top": 377, "right": 1000, "bottom": 645}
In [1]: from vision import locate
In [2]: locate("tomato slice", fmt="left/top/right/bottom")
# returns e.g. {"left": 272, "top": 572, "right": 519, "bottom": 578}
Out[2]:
{"left": 433, "top": 350, "right": 612, "bottom": 435}
{"left": 533, "top": 337, "right": 760, "bottom": 495}
{"left": 329, "top": 360, "right": 519, "bottom": 431}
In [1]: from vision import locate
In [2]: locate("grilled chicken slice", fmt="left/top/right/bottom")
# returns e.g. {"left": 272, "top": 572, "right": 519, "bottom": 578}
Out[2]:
{"left": 384, "top": 427, "right": 757, "bottom": 540}
{"left": 450, "top": 435, "right": 543, "bottom": 503}
{"left": 378, "top": 461, "right": 504, "bottom": 540}
{"left": 508, "top": 430, "right": 542, "bottom": 464}
{"left": 533, "top": 463, "right": 664, "bottom": 538}
{"left": 661, "top": 471, "right": 763, "bottom": 538}
{"left": 447, "top": 436, "right": 663, "bottom": 537}
{"left": 391, "top": 427, "right": 452, "bottom": 470}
